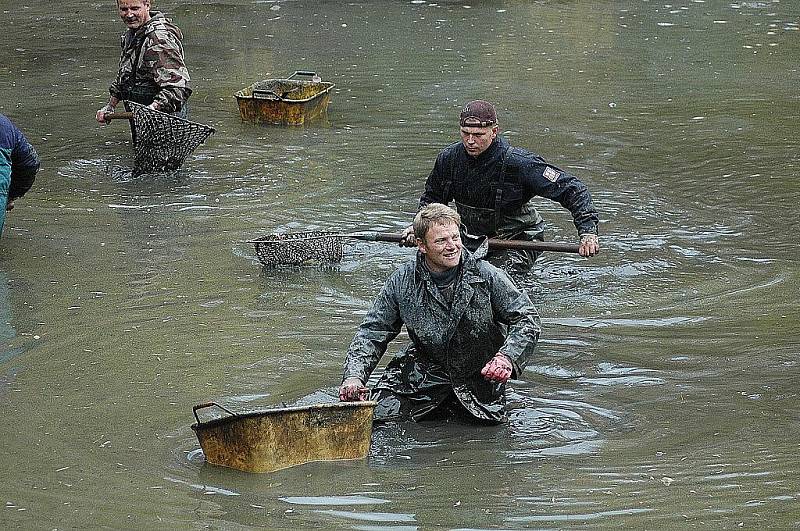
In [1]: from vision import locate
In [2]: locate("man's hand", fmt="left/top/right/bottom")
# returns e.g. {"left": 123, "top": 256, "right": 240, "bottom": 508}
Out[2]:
{"left": 481, "top": 353, "right": 513, "bottom": 383}
{"left": 95, "top": 104, "right": 115, "bottom": 125}
{"left": 5, "top": 200, "right": 14, "bottom": 212}
{"left": 339, "top": 377, "right": 369, "bottom": 401}
{"left": 578, "top": 234, "right": 600, "bottom": 257}
{"left": 399, "top": 225, "right": 416, "bottom": 247}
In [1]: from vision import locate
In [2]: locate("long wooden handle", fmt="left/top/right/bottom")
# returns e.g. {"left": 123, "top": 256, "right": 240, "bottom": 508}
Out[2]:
{"left": 350, "top": 232, "right": 580, "bottom": 254}
{"left": 105, "top": 112, "right": 134, "bottom": 120}
{"left": 487, "top": 238, "right": 579, "bottom": 253}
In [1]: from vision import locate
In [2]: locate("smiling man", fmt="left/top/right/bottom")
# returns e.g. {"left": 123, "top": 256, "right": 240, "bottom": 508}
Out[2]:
{"left": 340, "top": 203, "right": 541, "bottom": 423}
{"left": 95, "top": 0, "right": 191, "bottom": 126}
{"left": 401, "top": 100, "right": 600, "bottom": 276}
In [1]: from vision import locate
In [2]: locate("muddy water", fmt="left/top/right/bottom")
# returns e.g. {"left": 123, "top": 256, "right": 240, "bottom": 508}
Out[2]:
{"left": 1, "top": 1, "right": 798, "bottom": 528}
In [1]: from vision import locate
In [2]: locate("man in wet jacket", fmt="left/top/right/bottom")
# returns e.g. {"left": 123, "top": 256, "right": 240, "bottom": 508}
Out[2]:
{"left": 95, "top": 0, "right": 191, "bottom": 125}
{"left": 1, "top": 114, "right": 39, "bottom": 236}
{"left": 340, "top": 203, "right": 541, "bottom": 423}
{"left": 401, "top": 100, "right": 600, "bottom": 275}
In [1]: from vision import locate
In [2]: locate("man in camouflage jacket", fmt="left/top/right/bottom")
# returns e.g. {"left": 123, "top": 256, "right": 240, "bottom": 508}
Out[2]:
{"left": 95, "top": 0, "right": 191, "bottom": 123}
{"left": 340, "top": 204, "right": 541, "bottom": 423}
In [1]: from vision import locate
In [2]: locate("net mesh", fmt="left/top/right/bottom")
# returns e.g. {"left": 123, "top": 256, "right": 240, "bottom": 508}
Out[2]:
{"left": 252, "top": 231, "right": 345, "bottom": 267}
{"left": 126, "top": 101, "right": 215, "bottom": 175}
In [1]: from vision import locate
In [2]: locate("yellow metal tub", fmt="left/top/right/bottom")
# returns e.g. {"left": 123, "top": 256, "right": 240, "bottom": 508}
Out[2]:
{"left": 234, "top": 71, "right": 335, "bottom": 125}
{"left": 191, "top": 401, "right": 375, "bottom": 473}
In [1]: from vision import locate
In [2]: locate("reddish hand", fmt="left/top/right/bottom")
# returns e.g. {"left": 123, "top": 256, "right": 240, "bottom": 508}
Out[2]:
{"left": 339, "top": 377, "right": 369, "bottom": 401}
{"left": 481, "top": 353, "right": 513, "bottom": 383}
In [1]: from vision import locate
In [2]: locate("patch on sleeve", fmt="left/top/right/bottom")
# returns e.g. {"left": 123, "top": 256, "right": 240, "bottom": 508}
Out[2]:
{"left": 543, "top": 166, "right": 561, "bottom": 182}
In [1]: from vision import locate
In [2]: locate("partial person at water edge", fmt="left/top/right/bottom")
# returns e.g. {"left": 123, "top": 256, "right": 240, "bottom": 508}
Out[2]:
{"left": 400, "top": 100, "right": 600, "bottom": 276}
{"left": 339, "top": 203, "right": 541, "bottom": 423}
{"left": 95, "top": 0, "right": 192, "bottom": 133}
{"left": 0, "top": 114, "right": 39, "bottom": 237}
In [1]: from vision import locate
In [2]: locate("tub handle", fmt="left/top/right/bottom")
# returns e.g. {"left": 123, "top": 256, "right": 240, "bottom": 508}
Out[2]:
{"left": 253, "top": 87, "right": 302, "bottom": 100}
{"left": 193, "top": 402, "right": 237, "bottom": 424}
{"left": 288, "top": 70, "right": 317, "bottom": 79}
{"left": 252, "top": 89, "right": 281, "bottom": 100}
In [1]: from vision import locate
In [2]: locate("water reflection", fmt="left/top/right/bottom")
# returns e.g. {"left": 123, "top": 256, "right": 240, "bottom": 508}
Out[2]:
{"left": 2, "top": 0, "right": 800, "bottom": 528}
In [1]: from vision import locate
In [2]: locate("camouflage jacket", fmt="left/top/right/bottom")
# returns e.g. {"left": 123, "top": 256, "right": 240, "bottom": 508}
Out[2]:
{"left": 342, "top": 243, "right": 541, "bottom": 422}
{"left": 109, "top": 11, "right": 191, "bottom": 113}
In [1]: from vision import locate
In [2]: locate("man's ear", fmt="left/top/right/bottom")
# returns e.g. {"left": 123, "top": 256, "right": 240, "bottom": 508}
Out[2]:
{"left": 416, "top": 237, "right": 427, "bottom": 255}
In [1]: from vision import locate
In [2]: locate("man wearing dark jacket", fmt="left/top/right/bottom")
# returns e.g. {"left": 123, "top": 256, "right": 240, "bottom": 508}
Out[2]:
{"left": 340, "top": 203, "right": 541, "bottom": 423}
{"left": 0, "top": 114, "right": 39, "bottom": 236}
{"left": 401, "top": 100, "right": 600, "bottom": 274}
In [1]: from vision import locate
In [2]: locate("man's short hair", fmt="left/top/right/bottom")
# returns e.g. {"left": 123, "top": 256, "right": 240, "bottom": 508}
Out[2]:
{"left": 459, "top": 100, "right": 497, "bottom": 127}
{"left": 413, "top": 203, "right": 462, "bottom": 241}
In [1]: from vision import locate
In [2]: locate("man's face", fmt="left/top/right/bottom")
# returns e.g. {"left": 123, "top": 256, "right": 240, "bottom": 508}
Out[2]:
{"left": 460, "top": 124, "right": 498, "bottom": 157}
{"left": 417, "top": 221, "right": 462, "bottom": 273}
{"left": 117, "top": 0, "right": 151, "bottom": 29}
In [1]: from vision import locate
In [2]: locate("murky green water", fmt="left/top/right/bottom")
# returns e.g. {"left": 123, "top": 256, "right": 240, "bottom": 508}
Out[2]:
{"left": 1, "top": 0, "right": 798, "bottom": 528}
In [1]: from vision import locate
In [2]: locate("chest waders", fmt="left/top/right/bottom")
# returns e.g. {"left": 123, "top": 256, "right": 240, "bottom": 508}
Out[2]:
{"left": 452, "top": 146, "right": 546, "bottom": 274}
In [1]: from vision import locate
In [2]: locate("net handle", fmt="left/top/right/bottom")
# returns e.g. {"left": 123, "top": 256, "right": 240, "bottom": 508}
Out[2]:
{"left": 248, "top": 231, "right": 579, "bottom": 253}
{"left": 105, "top": 112, "right": 134, "bottom": 120}
{"left": 347, "top": 232, "right": 579, "bottom": 253}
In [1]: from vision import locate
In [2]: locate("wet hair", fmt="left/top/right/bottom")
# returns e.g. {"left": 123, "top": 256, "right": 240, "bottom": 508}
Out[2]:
{"left": 117, "top": 0, "right": 151, "bottom": 7}
{"left": 413, "top": 203, "right": 461, "bottom": 241}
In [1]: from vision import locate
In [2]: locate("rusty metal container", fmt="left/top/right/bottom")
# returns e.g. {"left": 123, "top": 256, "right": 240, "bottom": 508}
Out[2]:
{"left": 191, "top": 401, "right": 375, "bottom": 473}
{"left": 234, "top": 71, "right": 335, "bottom": 125}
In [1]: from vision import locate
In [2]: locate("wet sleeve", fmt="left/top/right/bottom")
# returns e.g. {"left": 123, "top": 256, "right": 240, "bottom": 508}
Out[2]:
{"left": 521, "top": 158, "right": 599, "bottom": 236}
{"left": 9, "top": 128, "right": 39, "bottom": 200}
{"left": 488, "top": 265, "right": 541, "bottom": 377}
{"left": 342, "top": 273, "right": 404, "bottom": 383}
{"left": 419, "top": 151, "right": 451, "bottom": 208}
{"left": 109, "top": 80, "right": 123, "bottom": 100}
{"left": 142, "top": 31, "right": 192, "bottom": 113}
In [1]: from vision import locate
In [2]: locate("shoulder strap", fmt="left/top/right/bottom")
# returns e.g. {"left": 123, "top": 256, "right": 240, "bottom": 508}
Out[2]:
{"left": 129, "top": 19, "right": 163, "bottom": 88}
{"left": 494, "top": 146, "right": 514, "bottom": 226}
{"left": 129, "top": 32, "right": 149, "bottom": 87}
{"left": 441, "top": 148, "right": 457, "bottom": 205}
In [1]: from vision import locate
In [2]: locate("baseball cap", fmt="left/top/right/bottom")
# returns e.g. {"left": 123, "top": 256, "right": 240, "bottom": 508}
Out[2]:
{"left": 459, "top": 100, "right": 497, "bottom": 127}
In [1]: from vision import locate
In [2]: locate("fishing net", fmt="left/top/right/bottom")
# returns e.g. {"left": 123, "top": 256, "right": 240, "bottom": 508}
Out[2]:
{"left": 251, "top": 231, "right": 345, "bottom": 267}
{"left": 125, "top": 101, "right": 215, "bottom": 175}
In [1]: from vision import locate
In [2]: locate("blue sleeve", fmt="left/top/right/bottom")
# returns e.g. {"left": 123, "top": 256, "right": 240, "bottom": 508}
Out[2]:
{"left": 8, "top": 122, "right": 40, "bottom": 200}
